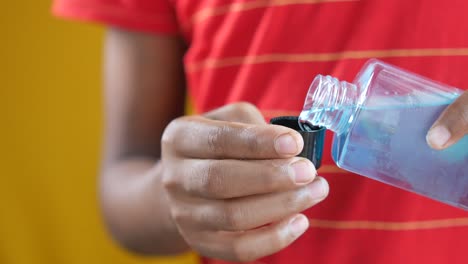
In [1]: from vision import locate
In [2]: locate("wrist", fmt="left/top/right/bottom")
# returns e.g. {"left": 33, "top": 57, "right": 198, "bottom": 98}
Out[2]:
{"left": 100, "top": 158, "right": 189, "bottom": 255}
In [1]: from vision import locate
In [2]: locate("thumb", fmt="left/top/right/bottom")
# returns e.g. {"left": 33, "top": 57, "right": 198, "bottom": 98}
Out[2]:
{"left": 204, "top": 102, "right": 266, "bottom": 125}
{"left": 426, "top": 91, "right": 468, "bottom": 150}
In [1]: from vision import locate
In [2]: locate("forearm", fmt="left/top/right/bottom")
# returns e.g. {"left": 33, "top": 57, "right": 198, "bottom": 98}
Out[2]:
{"left": 100, "top": 157, "right": 189, "bottom": 255}
{"left": 100, "top": 28, "right": 188, "bottom": 255}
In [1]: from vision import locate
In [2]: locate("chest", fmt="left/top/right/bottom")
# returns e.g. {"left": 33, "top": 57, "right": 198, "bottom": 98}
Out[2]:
{"left": 172, "top": 0, "right": 468, "bottom": 54}
{"left": 173, "top": 0, "right": 468, "bottom": 112}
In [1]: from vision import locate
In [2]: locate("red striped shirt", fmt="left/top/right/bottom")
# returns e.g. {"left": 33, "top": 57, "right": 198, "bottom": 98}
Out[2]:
{"left": 53, "top": 1, "right": 468, "bottom": 263}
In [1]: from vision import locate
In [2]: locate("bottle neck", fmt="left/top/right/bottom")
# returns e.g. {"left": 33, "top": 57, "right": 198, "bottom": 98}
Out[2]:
{"left": 299, "top": 75, "right": 362, "bottom": 135}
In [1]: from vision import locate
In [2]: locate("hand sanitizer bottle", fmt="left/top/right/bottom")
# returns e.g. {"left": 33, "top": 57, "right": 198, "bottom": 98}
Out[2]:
{"left": 299, "top": 59, "right": 467, "bottom": 210}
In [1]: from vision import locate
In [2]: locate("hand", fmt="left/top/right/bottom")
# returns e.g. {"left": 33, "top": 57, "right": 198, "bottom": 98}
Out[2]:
{"left": 427, "top": 91, "right": 468, "bottom": 149}
{"left": 161, "top": 103, "right": 329, "bottom": 262}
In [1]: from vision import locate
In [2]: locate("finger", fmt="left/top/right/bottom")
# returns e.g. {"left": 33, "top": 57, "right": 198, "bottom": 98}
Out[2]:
{"left": 204, "top": 102, "right": 267, "bottom": 125}
{"left": 427, "top": 91, "right": 468, "bottom": 149}
{"left": 194, "top": 177, "right": 328, "bottom": 231}
{"left": 162, "top": 116, "right": 304, "bottom": 159}
{"left": 165, "top": 158, "right": 317, "bottom": 199}
{"left": 197, "top": 214, "right": 309, "bottom": 262}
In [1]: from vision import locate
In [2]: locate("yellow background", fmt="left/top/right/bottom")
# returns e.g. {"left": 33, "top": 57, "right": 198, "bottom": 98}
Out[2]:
{"left": 1, "top": 1, "right": 197, "bottom": 263}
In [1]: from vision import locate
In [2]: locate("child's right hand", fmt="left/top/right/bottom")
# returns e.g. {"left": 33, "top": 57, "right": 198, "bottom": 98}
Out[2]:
{"left": 161, "top": 103, "right": 329, "bottom": 262}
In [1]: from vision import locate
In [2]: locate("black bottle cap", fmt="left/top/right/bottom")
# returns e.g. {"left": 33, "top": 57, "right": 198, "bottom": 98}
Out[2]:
{"left": 270, "top": 116, "right": 326, "bottom": 169}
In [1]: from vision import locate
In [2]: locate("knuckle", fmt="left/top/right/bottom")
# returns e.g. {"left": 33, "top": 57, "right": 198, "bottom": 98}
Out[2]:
{"left": 198, "top": 205, "right": 219, "bottom": 228}
{"left": 235, "top": 102, "right": 258, "bottom": 112}
{"left": 217, "top": 102, "right": 264, "bottom": 124}
{"left": 198, "top": 161, "right": 226, "bottom": 197}
{"left": 161, "top": 163, "right": 182, "bottom": 191}
{"left": 161, "top": 172, "right": 177, "bottom": 190}
{"left": 274, "top": 160, "right": 295, "bottom": 183}
{"left": 206, "top": 125, "right": 229, "bottom": 156}
{"left": 224, "top": 209, "right": 241, "bottom": 230}
{"left": 219, "top": 203, "right": 244, "bottom": 230}
{"left": 239, "top": 126, "right": 260, "bottom": 155}
{"left": 161, "top": 117, "right": 186, "bottom": 149}
{"left": 233, "top": 102, "right": 260, "bottom": 118}
{"left": 281, "top": 191, "right": 304, "bottom": 212}
{"left": 171, "top": 207, "right": 188, "bottom": 224}
{"left": 161, "top": 120, "right": 178, "bottom": 146}
{"left": 260, "top": 171, "right": 278, "bottom": 191}
{"left": 259, "top": 163, "right": 288, "bottom": 190}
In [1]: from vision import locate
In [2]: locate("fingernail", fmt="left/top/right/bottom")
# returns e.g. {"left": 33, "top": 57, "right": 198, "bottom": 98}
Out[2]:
{"left": 289, "top": 214, "right": 309, "bottom": 236}
{"left": 275, "top": 134, "right": 298, "bottom": 155}
{"left": 291, "top": 161, "right": 315, "bottom": 184}
{"left": 427, "top": 126, "right": 451, "bottom": 148}
{"left": 308, "top": 177, "right": 329, "bottom": 200}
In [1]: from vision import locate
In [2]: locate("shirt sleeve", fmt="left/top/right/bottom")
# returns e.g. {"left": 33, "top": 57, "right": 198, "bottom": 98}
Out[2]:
{"left": 52, "top": 0, "right": 179, "bottom": 35}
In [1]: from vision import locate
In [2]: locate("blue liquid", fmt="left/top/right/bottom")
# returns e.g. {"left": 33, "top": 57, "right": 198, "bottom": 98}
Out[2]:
{"left": 330, "top": 103, "right": 468, "bottom": 209}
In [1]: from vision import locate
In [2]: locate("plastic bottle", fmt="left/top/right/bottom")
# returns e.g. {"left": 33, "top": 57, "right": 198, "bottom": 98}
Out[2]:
{"left": 299, "top": 59, "right": 467, "bottom": 210}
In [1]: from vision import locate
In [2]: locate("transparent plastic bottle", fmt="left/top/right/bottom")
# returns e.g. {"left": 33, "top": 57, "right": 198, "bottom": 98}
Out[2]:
{"left": 299, "top": 59, "right": 468, "bottom": 210}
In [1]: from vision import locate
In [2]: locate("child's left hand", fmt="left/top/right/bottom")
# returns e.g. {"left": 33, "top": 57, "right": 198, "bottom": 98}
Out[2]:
{"left": 427, "top": 90, "right": 468, "bottom": 149}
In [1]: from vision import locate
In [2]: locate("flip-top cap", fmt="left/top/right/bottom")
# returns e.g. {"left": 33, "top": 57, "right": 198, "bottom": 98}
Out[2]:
{"left": 270, "top": 116, "right": 326, "bottom": 169}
